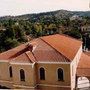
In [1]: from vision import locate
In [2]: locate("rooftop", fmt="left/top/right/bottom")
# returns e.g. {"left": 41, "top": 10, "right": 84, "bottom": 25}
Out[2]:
{"left": 77, "top": 53, "right": 90, "bottom": 77}
{"left": 41, "top": 34, "right": 82, "bottom": 61}
{"left": 84, "top": 51, "right": 90, "bottom": 56}
{"left": 0, "top": 34, "right": 82, "bottom": 63}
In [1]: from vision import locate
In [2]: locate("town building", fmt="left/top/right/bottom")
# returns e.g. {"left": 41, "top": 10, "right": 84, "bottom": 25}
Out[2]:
{"left": 81, "top": 25, "right": 90, "bottom": 33}
{"left": 0, "top": 34, "right": 90, "bottom": 90}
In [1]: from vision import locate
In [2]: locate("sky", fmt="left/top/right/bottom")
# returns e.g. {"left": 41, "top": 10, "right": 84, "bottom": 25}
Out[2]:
{"left": 0, "top": 0, "right": 90, "bottom": 16}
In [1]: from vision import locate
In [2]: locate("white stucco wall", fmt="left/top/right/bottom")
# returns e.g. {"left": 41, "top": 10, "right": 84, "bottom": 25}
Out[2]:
{"left": 70, "top": 45, "right": 82, "bottom": 89}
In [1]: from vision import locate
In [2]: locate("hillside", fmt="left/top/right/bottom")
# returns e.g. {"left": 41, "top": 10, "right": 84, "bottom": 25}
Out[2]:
{"left": 0, "top": 9, "right": 90, "bottom": 52}
{"left": 0, "top": 10, "right": 90, "bottom": 21}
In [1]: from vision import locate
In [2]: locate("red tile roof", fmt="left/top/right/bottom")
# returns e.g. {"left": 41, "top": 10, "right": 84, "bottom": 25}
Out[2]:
{"left": 10, "top": 51, "right": 36, "bottom": 63}
{"left": 84, "top": 51, "right": 90, "bottom": 56}
{"left": 41, "top": 34, "right": 82, "bottom": 61}
{"left": 10, "top": 52, "right": 33, "bottom": 63}
{"left": 0, "top": 34, "right": 82, "bottom": 63}
{"left": 0, "top": 43, "right": 28, "bottom": 60}
{"left": 32, "top": 38, "right": 68, "bottom": 62}
{"left": 77, "top": 53, "right": 90, "bottom": 77}
{"left": 0, "top": 41, "right": 36, "bottom": 60}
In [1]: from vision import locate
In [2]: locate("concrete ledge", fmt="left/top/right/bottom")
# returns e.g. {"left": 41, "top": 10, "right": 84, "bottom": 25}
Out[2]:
{"left": 0, "top": 80, "right": 13, "bottom": 88}
{"left": 13, "top": 84, "right": 36, "bottom": 89}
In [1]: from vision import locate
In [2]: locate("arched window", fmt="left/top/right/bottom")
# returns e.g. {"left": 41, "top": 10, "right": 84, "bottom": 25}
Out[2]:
{"left": 9, "top": 66, "right": 12, "bottom": 78}
{"left": 20, "top": 69, "right": 25, "bottom": 81}
{"left": 40, "top": 68, "right": 45, "bottom": 80}
{"left": 57, "top": 68, "right": 64, "bottom": 81}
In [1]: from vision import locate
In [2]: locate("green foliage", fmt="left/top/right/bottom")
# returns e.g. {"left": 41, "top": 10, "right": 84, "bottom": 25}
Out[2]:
{"left": 32, "top": 23, "right": 43, "bottom": 37}
{"left": 64, "top": 30, "right": 82, "bottom": 39}
{"left": 0, "top": 20, "right": 28, "bottom": 52}
{"left": 4, "top": 38, "right": 19, "bottom": 50}
{"left": 5, "top": 27, "right": 15, "bottom": 39}
{"left": 0, "top": 10, "right": 90, "bottom": 52}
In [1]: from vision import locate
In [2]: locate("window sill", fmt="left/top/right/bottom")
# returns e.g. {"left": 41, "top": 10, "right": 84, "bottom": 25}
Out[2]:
{"left": 58, "top": 80, "right": 64, "bottom": 82}
{"left": 21, "top": 80, "right": 25, "bottom": 82}
{"left": 40, "top": 79, "right": 45, "bottom": 81}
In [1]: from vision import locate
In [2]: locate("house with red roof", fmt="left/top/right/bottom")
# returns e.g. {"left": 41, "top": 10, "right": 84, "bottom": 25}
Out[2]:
{"left": 0, "top": 34, "right": 90, "bottom": 90}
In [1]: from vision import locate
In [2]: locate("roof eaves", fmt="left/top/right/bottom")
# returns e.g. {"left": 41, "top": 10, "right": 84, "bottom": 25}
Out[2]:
{"left": 25, "top": 52, "right": 34, "bottom": 63}
{"left": 25, "top": 51, "right": 37, "bottom": 63}
{"left": 31, "top": 52, "right": 38, "bottom": 63}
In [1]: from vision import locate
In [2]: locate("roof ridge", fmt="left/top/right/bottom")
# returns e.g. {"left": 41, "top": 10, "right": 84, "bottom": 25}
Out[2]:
{"left": 25, "top": 51, "right": 35, "bottom": 63}
{"left": 31, "top": 51, "right": 38, "bottom": 63}
{"left": 40, "top": 38, "right": 70, "bottom": 62}
{"left": 10, "top": 52, "right": 29, "bottom": 61}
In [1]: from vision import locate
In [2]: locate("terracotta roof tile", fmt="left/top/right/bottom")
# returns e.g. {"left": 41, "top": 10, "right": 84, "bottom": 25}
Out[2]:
{"left": 33, "top": 38, "right": 68, "bottom": 62}
{"left": 0, "top": 43, "right": 27, "bottom": 60}
{"left": 0, "top": 41, "right": 36, "bottom": 60}
{"left": 77, "top": 53, "right": 90, "bottom": 76}
{"left": 0, "top": 34, "right": 82, "bottom": 63}
{"left": 25, "top": 51, "right": 36, "bottom": 63}
{"left": 10, "top": 52, "right": 32, "bottom": 63}
{"left": 10, "top": 51, "right": 36, "bottom": 64}
{"left": 84, "top": 51, "right": 90, "bottom": 56}
{"left": 41, "top": 34, "right": 82, "bottom": 61}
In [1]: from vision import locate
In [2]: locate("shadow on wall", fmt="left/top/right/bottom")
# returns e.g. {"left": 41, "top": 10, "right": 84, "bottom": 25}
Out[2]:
{"left": 0, "top": 85, "right": 10, "bottom": 89}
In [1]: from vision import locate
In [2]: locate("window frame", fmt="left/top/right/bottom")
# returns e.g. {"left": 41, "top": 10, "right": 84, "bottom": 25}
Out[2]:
{"left": 20, "top": 69, "right": 25, "bottom": 82}
{"left": 9, "top": 66, "right": 13, "bottom": 78}
{"left": 39, "top": 67, "right": 45, "bottom": 80}
{"left": 57, "top": 68, "right": 64, "bottom": 81}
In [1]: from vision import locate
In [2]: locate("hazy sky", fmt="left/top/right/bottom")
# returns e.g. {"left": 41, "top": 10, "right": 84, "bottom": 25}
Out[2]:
{"left": 0, "top": 0, "right": 90, "bottom": 16}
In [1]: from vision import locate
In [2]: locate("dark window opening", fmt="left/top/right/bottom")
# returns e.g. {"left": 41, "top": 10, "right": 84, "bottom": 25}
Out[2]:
{"left": 9, "top": 66, "right": 12, "bottom": 78}
{"left": 40, "top": 68, "right": 45, "bottom": 80}
{"left": 58, "top": 68, "right": 64, "bottom": 81}
{"left": 20, "top": 69, "right": 25, "bottom": 81}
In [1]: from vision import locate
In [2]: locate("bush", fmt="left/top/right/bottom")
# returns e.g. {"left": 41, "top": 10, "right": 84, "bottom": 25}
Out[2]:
{"left": 64, "top": 30, "right": 82, "bottom": 39}
{"left": 4, "top": 38, "right": 19, "bottom": 50}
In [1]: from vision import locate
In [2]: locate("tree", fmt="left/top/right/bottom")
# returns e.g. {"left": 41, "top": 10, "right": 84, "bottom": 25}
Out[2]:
{"left": 4, "top": 38, "right": 19, "bottom": 50}
{"left": 5, "top": 27, "right": 15, "bottom": 39}
{"left": 64, "top": 30, "right": 82, "bottom": 39}
{"left": 33, "top": 23, "right": 43, "bottom": 37}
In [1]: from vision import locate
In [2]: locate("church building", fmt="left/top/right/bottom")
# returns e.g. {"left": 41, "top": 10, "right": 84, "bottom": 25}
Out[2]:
{"left": 0, "top": 34, "right": 90, "bottom": 90}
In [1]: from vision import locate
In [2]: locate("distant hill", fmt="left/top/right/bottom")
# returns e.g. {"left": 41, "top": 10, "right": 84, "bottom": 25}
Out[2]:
{"left": 0, "top": 10, "right": 90, "bottom": 21}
